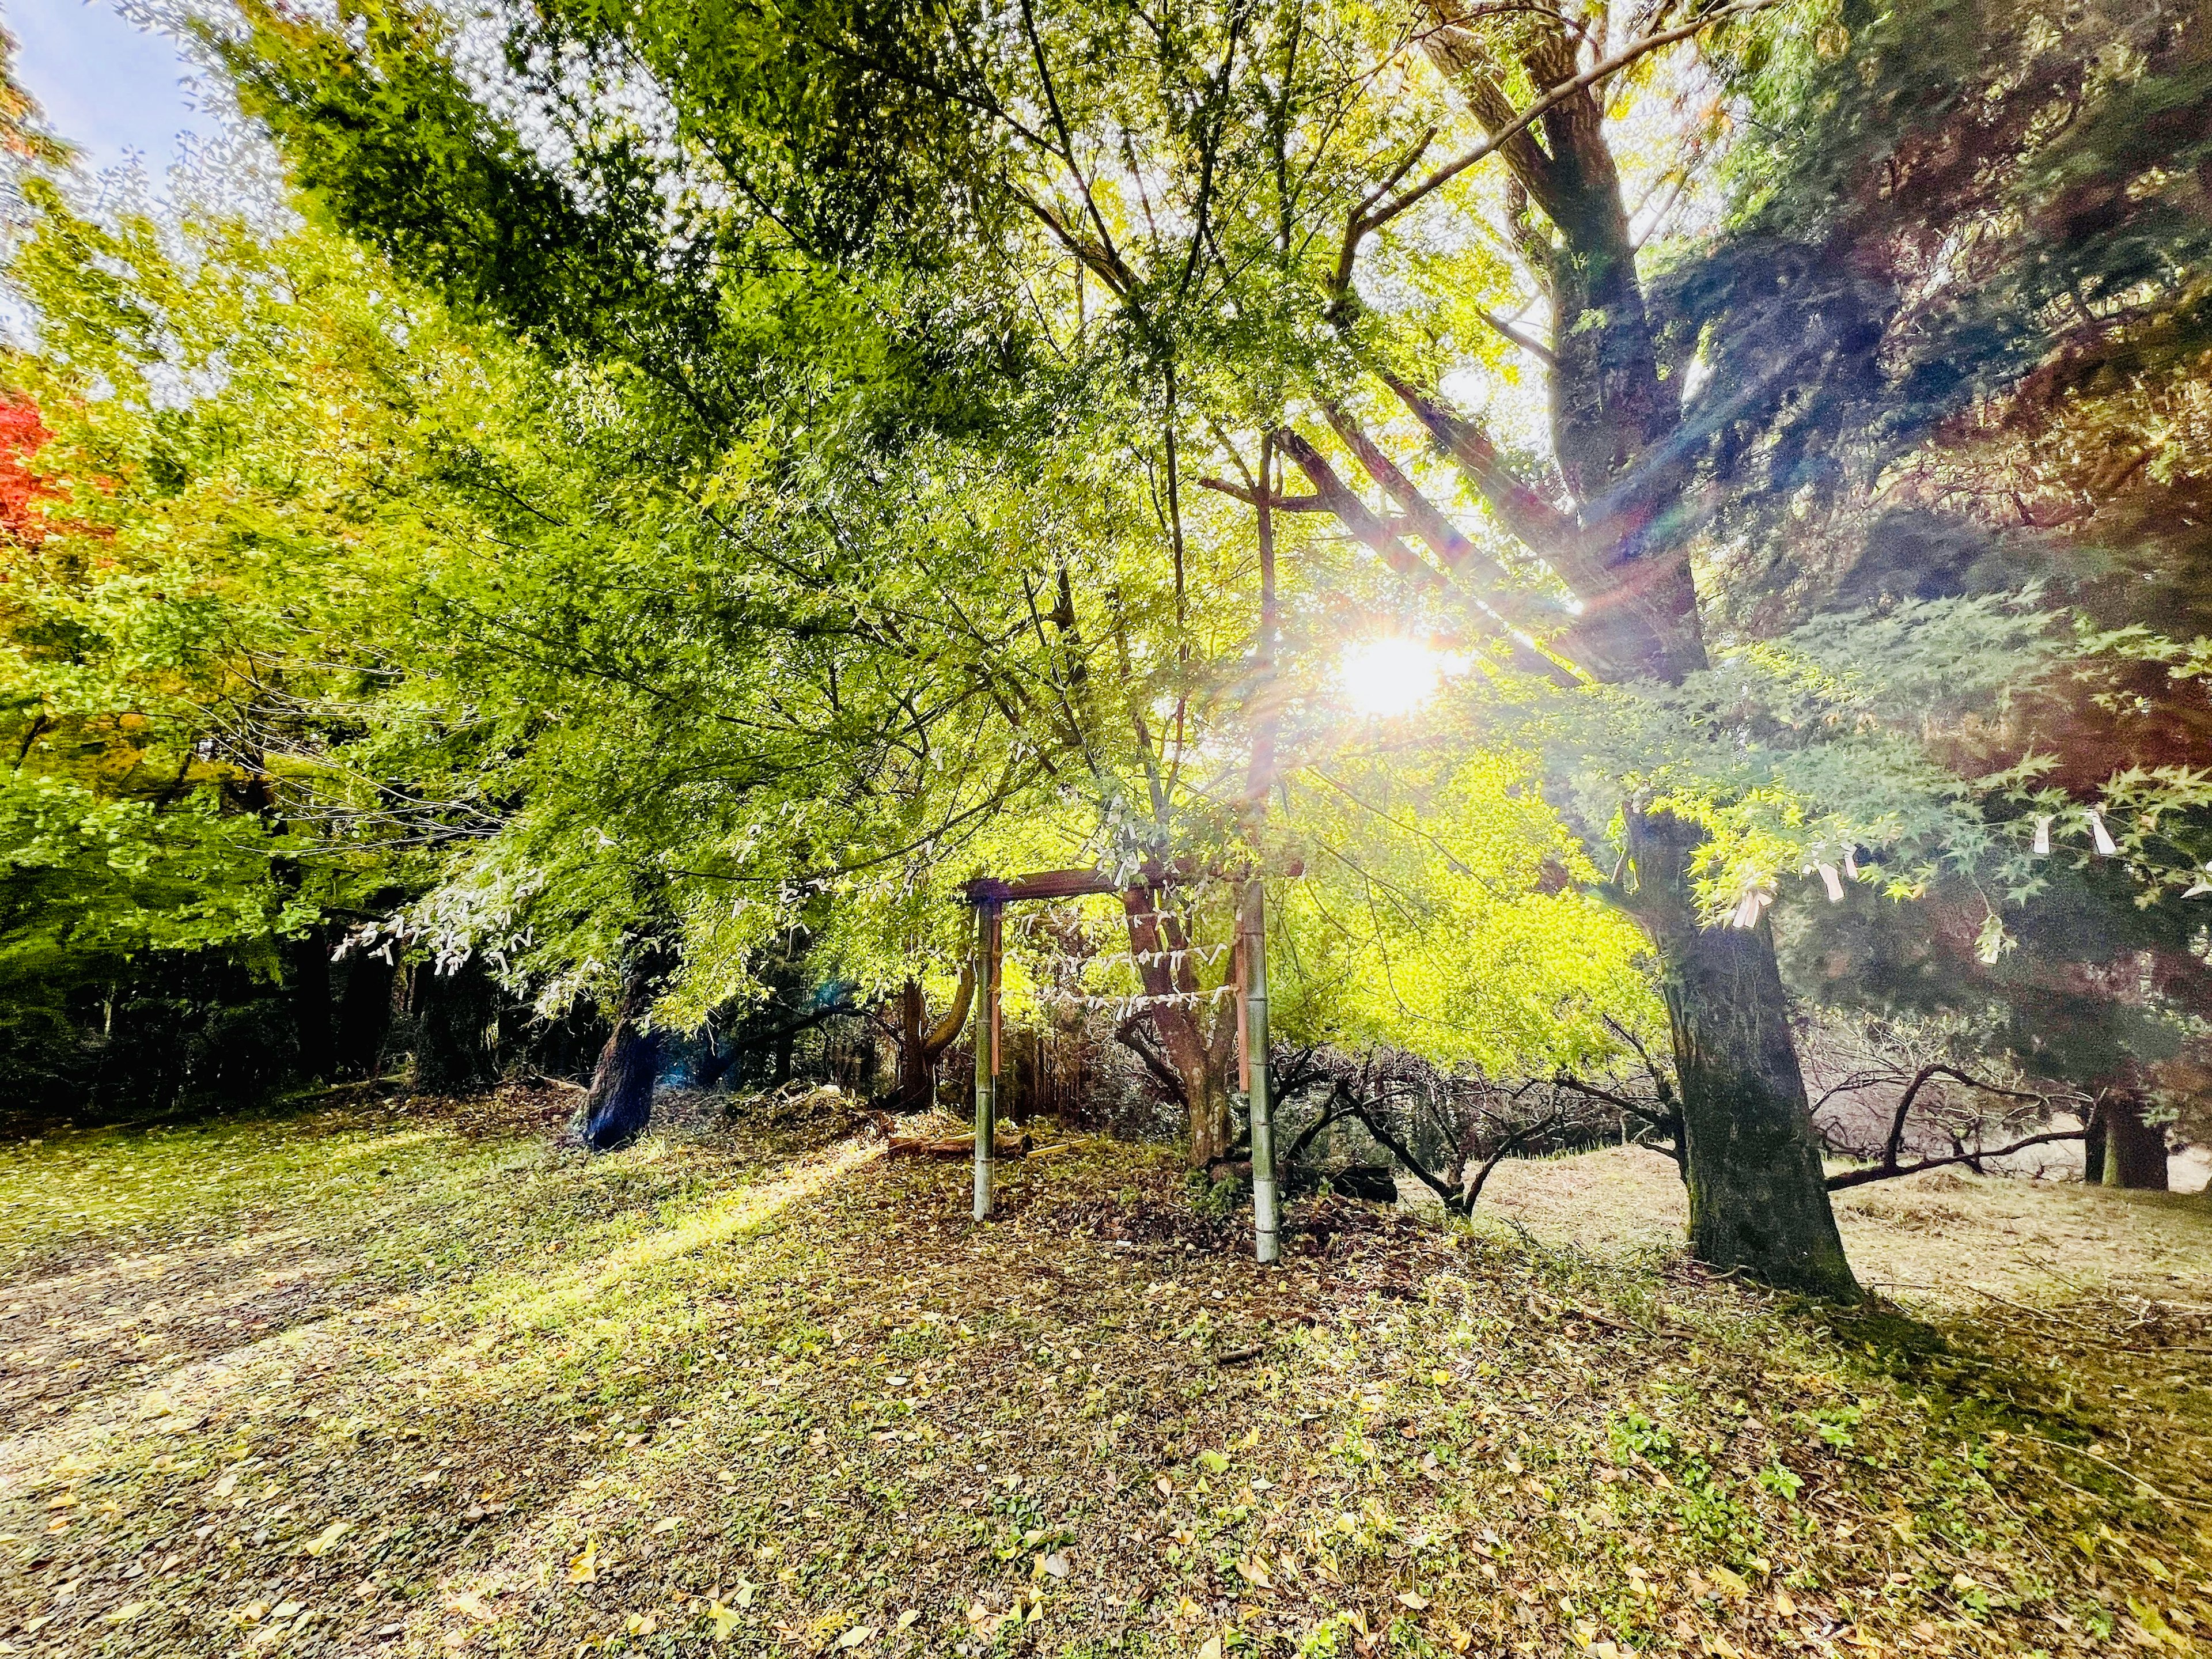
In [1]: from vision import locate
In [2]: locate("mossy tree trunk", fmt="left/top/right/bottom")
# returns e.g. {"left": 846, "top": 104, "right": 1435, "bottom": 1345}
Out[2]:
{"left": 1630, "top": 810, "right": 1858, "bottom": 1297}
{"left": 2100, "top": 1093, "right": 2169, "bottom": 1190}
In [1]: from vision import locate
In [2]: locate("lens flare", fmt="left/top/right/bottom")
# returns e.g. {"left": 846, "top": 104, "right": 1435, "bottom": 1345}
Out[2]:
{"left": 1338, "top": 638, "right": 1462, "bottom": 718}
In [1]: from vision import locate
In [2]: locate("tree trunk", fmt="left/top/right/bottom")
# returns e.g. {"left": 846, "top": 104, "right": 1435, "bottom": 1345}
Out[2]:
{"left": 1315, "top": 14, "right": 1860, "bottom": 1295}
{"left": 1122, "top": 887, "right": 1235, "bottom": 1168}
{"left": 581, "top": 964, "right": 661, "bottom": 1152}
{"left": 410, "top": 960, "right": 502, "bottom": 1093}
{"left": 895, "top": 978, "right": 927, "bottom": 1110}
{"left": 1630, "top": 809, "right": 1860, "bottom": 1298}
{"left": 287, "top": 925, "right": 335, "bottom": 1085}
{"left": 332, "top": 952, "right": 395, "bottom": 1079}
{"left": 2100, "top": 1093, "right": 2169, "bottom": 1190}
{"left": 888, "top": 969, "right": 974, "bottom": 1112}
{"left": 1188, "top": 1078, "right": 1234, "bottom": 1171}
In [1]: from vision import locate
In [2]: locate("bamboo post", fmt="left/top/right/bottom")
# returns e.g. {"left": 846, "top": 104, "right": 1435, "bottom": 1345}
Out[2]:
{"left": 972, "top": 899, "right": 1001, "bottom": 1221}
{"left": 1244, "top": 881, "right": 1278, "bottom": 1264}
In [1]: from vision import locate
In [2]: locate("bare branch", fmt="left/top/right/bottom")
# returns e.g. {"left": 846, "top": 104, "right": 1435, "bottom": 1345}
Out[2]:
{"left": 1115, "top": 1012, "right": 1190, "bottom": 1105}
{"left": 1824, "top": 1059, "right": 2084, "bottom": 1183}
{"left": 1338, "top": 1094, "right": 1464, "bottom": 1210}
{"left": 1827, "top": 1130, "right": 2086, "bottom": 1191}
{"left": 1463, "top": 1110, "right": 1563, "bottom": 1209}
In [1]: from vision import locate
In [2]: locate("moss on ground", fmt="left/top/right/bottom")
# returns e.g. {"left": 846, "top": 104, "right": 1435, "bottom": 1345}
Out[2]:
{"left": 1, "top": 1089, "right": 2207, "bottom": 1658}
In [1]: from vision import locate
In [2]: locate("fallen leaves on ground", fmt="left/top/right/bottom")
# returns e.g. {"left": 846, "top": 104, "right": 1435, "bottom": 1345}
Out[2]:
{"left": 0, "top": 1086, "right": 2206, "bottom": 1657}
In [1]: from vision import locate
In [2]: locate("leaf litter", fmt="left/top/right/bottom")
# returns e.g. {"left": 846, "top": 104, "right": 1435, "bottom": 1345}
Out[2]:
{"left": 0, "top": 1086, "right": 2205, "bottom": 1656}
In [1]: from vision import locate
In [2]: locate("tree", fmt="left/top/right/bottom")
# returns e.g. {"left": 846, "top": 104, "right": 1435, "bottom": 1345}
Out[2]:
{"left": 889, "top": 969, "right": 976, "bottom": 1113}
{"left": 205, "top": 0, "right": 1763, "bottom": 1206}
{"left": 1283, "top": 0, "right": 2212, "bottom": 1263}
{"left": 210, "top": 0, "right": 1304, "bottom": 1164}
{"left": 1687, "top": 0, "right": 2212, "bottom": 1191}
{"left": 196, "top": 0, "right": 2212, "bottom": 1272}
{"left": 0, "top": 195, "right": 387, "bottom": 1097}
{"left": 622, "top": 0, "right": 1850, "bottom": 1287}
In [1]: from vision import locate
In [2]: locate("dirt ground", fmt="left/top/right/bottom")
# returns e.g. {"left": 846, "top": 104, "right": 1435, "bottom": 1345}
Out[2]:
{"left": 1475, "top": 1145, "right": 2212, "bottom": 1310}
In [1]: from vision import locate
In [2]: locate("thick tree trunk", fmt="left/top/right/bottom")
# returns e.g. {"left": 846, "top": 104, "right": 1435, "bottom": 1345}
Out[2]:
{"left": 410, "top": 961, "right": 502, "bottom": 1093}
{"left": 581, "top": 964, "right": 661, "bottom": 1152}
{"left": 1402, "top": 18, "right": 1859, "bottom": 1294}
{"left": 1630, "top": 810, "right": 1860, "bottom": 1298}
{"left": 287, "top": 926, "right": 335, "bottom": 1085}
{"left": 332, "top": 953, "right": 395, "bottom": 1078}
{"left": 2100, "top": 1093, "right": 2169, "bottom": 1190}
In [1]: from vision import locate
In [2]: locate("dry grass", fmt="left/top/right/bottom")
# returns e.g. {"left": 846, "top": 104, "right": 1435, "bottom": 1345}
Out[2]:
{"left": 2, "top": 1092, "right": 2210, "bottom": 1659}
{"left": 1475, "top": 1146, "right": 2212, "bottom": 1310}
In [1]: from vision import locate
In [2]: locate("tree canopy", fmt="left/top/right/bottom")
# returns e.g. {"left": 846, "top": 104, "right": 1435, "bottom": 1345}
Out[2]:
{"left": 3, "top": 0, "right": 2209, "bottom": 1283}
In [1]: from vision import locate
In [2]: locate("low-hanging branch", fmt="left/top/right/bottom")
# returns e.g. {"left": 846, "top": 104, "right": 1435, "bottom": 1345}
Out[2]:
{"left": 1115, "top": 1012, "right": 1190, "bottom": 1105}
{"left": 1824, "top": 1128, "right": 2087, "bottom": 1191}
{"left": 1459, "top": 1109, "right": 1567, "bottom": 1210}
{"left": 1550, "top": 1072, "right": 1685, "bottom": 1176}
{"left": 1825, "top": 1062, "right": 2086, "bottom": 1190}
{"left": 1551, "top": 1014, "right": 1687, "bottom": 1176}
{"left": 1281, "top": 1079, "right": 1563, "bottom": 1217}
{"left": 1878, "top": 1064, "right": 2058, "bottom": 1172}
{"left": 919, "top": 966, "right": 976, "bottom": 1060}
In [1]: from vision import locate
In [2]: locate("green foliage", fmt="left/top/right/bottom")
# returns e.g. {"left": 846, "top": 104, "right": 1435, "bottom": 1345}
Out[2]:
{"left": 0, "top": 192, "right": 381, "bottom": 999}
{"left": 12, "top": 0, "right": 2211, "bottom": 1119}
{"left": 1272, "top": 726, "right": 1661, "bottom": 1067}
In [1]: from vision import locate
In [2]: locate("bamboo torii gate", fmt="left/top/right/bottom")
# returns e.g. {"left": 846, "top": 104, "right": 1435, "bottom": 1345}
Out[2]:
{"left": 959, "top": 866, "right": 1280, "bottom": 1264}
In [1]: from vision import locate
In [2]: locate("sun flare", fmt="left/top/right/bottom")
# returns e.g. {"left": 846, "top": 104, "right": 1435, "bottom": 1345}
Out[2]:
{"left": 1338, "top": 638, "right": 1462, "bottom": 718}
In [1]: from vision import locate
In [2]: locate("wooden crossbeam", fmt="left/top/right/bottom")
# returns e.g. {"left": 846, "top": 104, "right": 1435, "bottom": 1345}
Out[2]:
{"left": 960, "top": 856, "right": 1298, "bottom": 907}
{"left": 960, "top": 868, "right": 1124, "bottom": 905}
